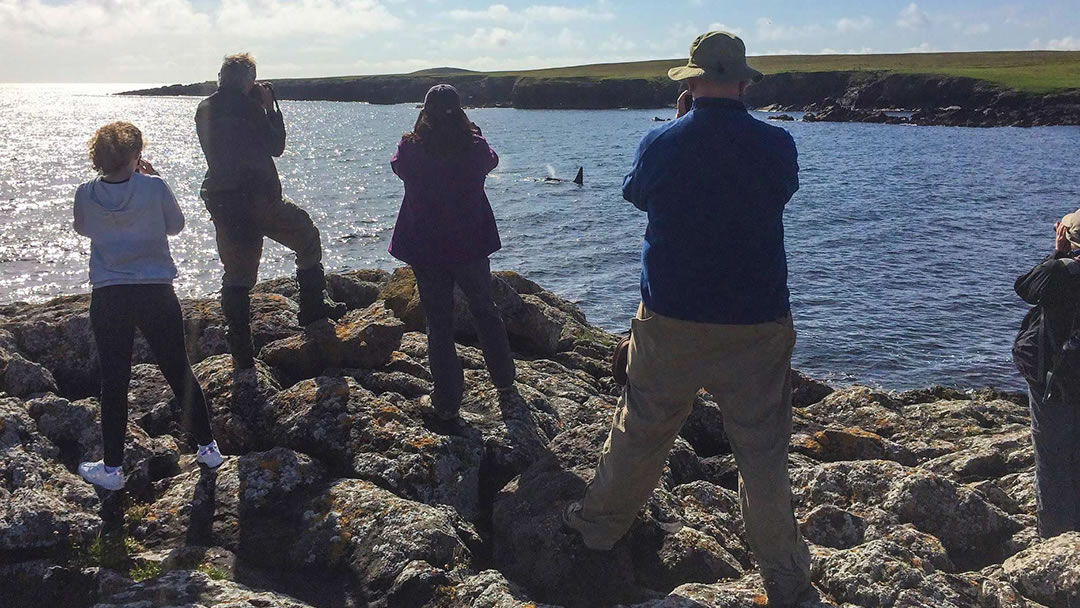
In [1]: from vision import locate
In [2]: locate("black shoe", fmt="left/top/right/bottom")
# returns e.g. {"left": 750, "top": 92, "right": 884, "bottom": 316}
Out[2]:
{"left": 296, "top": 264, "right": 347, "bottom": 326}
{"left": 221, "top": 287, "right": 255, "bottom": 370}
{"left": 421, "top": 395, "right": 459, "bottom": 422}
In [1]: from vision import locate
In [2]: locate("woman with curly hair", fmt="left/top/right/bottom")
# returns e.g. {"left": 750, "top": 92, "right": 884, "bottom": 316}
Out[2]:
{"left": 73, "top": 121, "right": 222, "bottom": 490}
{"left": 389, "top": 85, "right": 516, "bottom": 420}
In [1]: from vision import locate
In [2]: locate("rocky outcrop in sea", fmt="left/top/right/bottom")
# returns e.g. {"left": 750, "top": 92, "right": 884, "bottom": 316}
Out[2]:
{"left": 1, "top": 269, "right": 1077, "bottom": 608}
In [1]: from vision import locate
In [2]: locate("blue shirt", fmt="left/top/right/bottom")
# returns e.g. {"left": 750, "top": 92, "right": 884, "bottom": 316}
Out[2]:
{"left": 622, "top": 97, "right": 799, "bottom": 324}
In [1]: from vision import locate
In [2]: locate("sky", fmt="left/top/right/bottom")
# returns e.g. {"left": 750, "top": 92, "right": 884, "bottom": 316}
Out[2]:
{"left": 1, "top": 0, "right": 1078, "bottom": 83}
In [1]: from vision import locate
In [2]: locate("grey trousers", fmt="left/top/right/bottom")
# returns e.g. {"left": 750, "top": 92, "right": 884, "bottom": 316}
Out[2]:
{"left": 1029, "top": 389, "right": 1080, "bottom": 537}
{"left": 205, "top": 193, "right": 323, "bottom": 289}
{"left": 566, "top": 303, "right": 811, "bottom": 604}
{"left": 412, "top": 257, "right": 516, "bottom": 411}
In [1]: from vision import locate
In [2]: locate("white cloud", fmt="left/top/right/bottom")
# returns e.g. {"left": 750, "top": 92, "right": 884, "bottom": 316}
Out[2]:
{"left": 216, "top": 0, "right": 400, "bottom": 38}
{"left": 818, "top": 47, "right": 875, "bottom": 55}
{"left": 755, "top": 17, "right": 823, "bottom": 41}
{"left": 836, "top": 16, "right": 873, "bottom": 33}
{"left": 600, "top": 33, "right": 637, "bottom": 52}
{"left": 897, "top": 3, "right": 929, "bottom": 30}
{"left": 667, "top": 21, "right": 701, "bottom": 42}
{"left": 445, "top": 3, "right": 612, "bottom": 24}
{"left": 707, "top": 22, "right": 742, "bottom": 36}
{"left": 1048, "top": 36, "right": 1080, "bottom": 50}
{"left": 447, "top": 4, "right": 512, "bottom": 21}
{"left": 554, "top": 27, "right": 585, "bottom": 50}
{"left": 523, "top": 5, "right": 614, "bottom": 23}
{"left": 907, "top": 42, "right": 934, "bottom": 52}
{"left": 451, "top": 26, "right": 518, "bottom": 49}
{"left": 0, "top": 0, "right": 211, "bottom": 40}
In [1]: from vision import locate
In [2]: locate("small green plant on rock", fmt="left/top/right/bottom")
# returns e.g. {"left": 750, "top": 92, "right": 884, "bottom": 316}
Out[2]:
{"left": 129, "top": 561, "right": 162, "bottom": 583}
{"left": 197, "top": 563, "right": 231, "bottom": 581}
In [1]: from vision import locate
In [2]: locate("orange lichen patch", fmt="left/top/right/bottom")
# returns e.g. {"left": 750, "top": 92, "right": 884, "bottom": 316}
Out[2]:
{"left": 257, "top": 456, "right": 283, "bottom": 473}
{"left": 912, "top": 556, "right": 923, "bottom": 567}
{"left": 373, "top": 405, "right": 408, "bottom": 425}
{"left": 791, "top": 435, "right": 823, "bottom": 452}
{"left": 408, "top": 436, "right": 438, "bottom": 450}
{"left": 327, "top": 533, "right": 351, "bottom": 565}
{"left": 334, "top": 322, "right": 358, "bottom": 340}
{"left": 753, "top": 595, "right": 769, "bottom": 606}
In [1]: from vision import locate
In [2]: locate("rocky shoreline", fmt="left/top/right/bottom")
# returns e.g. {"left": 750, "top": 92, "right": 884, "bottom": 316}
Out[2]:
{"left": 120, "top": 70, "right": 1080, "bottom": 127}
{"left": 1, "top": 268, "right": 1077, "bottom": 608}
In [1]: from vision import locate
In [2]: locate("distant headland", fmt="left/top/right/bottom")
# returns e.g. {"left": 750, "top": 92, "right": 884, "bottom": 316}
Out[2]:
{"left": 120, "top": 51, "right": 1080, "bottom": 127}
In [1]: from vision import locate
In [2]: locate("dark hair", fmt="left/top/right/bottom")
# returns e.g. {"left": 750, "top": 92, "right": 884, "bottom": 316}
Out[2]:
{"left": 404, "top": 108, "right": 480, "bottom": 156}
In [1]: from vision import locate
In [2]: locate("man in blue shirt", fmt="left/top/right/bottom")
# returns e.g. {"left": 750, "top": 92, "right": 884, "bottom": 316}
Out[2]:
{"left": 564, "top": 32, "right": 811, "bottom": 607}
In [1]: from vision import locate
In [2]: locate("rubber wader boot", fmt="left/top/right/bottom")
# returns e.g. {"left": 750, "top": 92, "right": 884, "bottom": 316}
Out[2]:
{"left": 296, "top": 264, "right": 347, "bottom": 326}
{"left": 221, "top": 286, "right": 256, "bottom": 369}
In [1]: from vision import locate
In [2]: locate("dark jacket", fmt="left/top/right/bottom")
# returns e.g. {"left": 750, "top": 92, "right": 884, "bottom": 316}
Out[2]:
{"left": 1014, "top": 251, "right": 1080, "bottom": 399}
{"left": 388, "top": 134, "right": 501, "bottom": 266}
{"left": 622, "top": 97, "right": 799, "bottom": 324}
{"left": 195, "top": 88, "right": 286, "bottom": 203}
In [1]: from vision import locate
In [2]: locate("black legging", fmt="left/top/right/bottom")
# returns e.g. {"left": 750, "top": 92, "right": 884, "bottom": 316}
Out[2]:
{"left": 90, "top": 284, "right": 214, "bottom": 467}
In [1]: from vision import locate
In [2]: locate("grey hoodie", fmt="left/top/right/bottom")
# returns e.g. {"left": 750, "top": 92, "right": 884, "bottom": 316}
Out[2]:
{"left": 73, "top": 172, "right": 184, "bottom": 288}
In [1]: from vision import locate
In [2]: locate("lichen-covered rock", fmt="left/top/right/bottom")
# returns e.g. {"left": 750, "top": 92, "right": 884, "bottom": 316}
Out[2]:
{"left": 624, "top": 573, "right": 835, "bottom": 608}
{"left": 132, "top": 448, "right": 327, "bottom": 556}
{"left": 379, "top": 267, "right": 426, "bottom": 332}
{"left": 260, "top": 301, "right": 405, "bottom": 384}
{"left": 921, "top": 429, "right": 1032, "bottom": 482}
{"left": 92, "top": 569, "right": 317, "bottom": 607}
{"left": 811, "top": 526, "right": 1032, "bottom": 607}
{"left": 1, "top": 354, "right": 59, "bottom": 398}
{"left": 327, "top": 269, "right": 390, "bottom": 309}
{"left": 791, "top": 426, "right": 915, "bottom": 465}
{"left": 0, "top": 398, "right": 101, "bottom": 557}
{"left": 679, "top": 394, "right": 730, "bottom": 458}
{"left": 492, "top": 424, "right": 758, "bottom": 607}
{"left": 793, "top": 459, "right": 1021, "bottom": 569}
{"left": 1, "top": 294, "right": 100, "bottom": 398}
{"left": 192, "top": 355, "right": 282, "bottom": 454}
{"left": 268, "top": 376, "right": 484, "bottom": 520}
{"left": 438, "top": 569, "right": 559, "bottom": 608}
{"left": 800, "top": 504, "right": 867, "bottom": 550}
{"left": 1001, "top": 532, "right": 1080, "bottom": 608}
{"left": 792, "top": 370, "right": 835, "bottom": 408}
{"left": 26, "top": 394, "right": 180, "bottom": 497}
{"left": 179, "top": 293, "right": 303, "bottom": 365}
{"left": 0, "top": 560, "right": 99, "bottom": 608}
{"left": 291, "top": 478, "right": 477, "bottom": 601}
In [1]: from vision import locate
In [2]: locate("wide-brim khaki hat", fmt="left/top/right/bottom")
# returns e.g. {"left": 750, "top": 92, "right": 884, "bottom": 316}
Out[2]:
{"left": 668, "top": 31, "right": 763, "bottom": 84}
{"left": 1061, "top": 209, "right": 1080, "bottom": 249}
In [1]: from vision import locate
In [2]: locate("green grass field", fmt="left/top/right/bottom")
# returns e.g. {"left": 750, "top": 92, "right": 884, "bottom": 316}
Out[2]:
{"left": 411, "top": 51, "right": 1080, "bottom": 93}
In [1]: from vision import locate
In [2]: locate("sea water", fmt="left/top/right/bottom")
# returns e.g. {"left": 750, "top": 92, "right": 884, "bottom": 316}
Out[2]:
{"left": 2, "top": 83, "right": 1078, "bottom": 390}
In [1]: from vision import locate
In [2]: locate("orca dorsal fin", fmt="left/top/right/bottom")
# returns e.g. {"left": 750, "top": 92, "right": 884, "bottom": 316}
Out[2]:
{"left": 573, "top": 166, "right": 583, "bottom": 185}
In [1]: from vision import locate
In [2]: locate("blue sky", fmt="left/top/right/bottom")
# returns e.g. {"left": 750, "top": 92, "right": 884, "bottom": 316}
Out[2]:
{"left": 1, "top": 0, "right": 1078, "bottom": 82}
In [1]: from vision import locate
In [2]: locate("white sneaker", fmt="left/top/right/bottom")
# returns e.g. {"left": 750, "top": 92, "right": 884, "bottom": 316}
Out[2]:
{"left": 78, "top": 460, "right": 125, "bottom": 491}
{"left": 197, "top": 440, "right": 224, "bottom": 469}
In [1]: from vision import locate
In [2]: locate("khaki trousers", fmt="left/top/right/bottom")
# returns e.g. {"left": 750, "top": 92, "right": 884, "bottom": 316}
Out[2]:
{"left": 205, "top": 193, "right": 323, "bottom": 289}
{"left": 570, "top": 303, "right": 810, "bottom": 600}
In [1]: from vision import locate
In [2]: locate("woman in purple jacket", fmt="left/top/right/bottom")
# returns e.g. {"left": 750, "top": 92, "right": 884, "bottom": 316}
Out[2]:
{"left": 390, "top": 85, "right": 516, "bottom": 420}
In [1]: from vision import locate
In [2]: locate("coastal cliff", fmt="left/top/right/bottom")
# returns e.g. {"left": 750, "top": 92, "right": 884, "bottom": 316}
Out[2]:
{"left": 121, "top": 69, "right": 1080, "bottom": 126}
{"left": 0, "top": 269, "right": 1077, "bottom": 608}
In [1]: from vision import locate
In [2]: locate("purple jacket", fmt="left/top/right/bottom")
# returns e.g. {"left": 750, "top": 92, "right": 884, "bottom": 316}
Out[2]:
{"left": 389, "top": 134, "right": 502, "bottom": 266}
